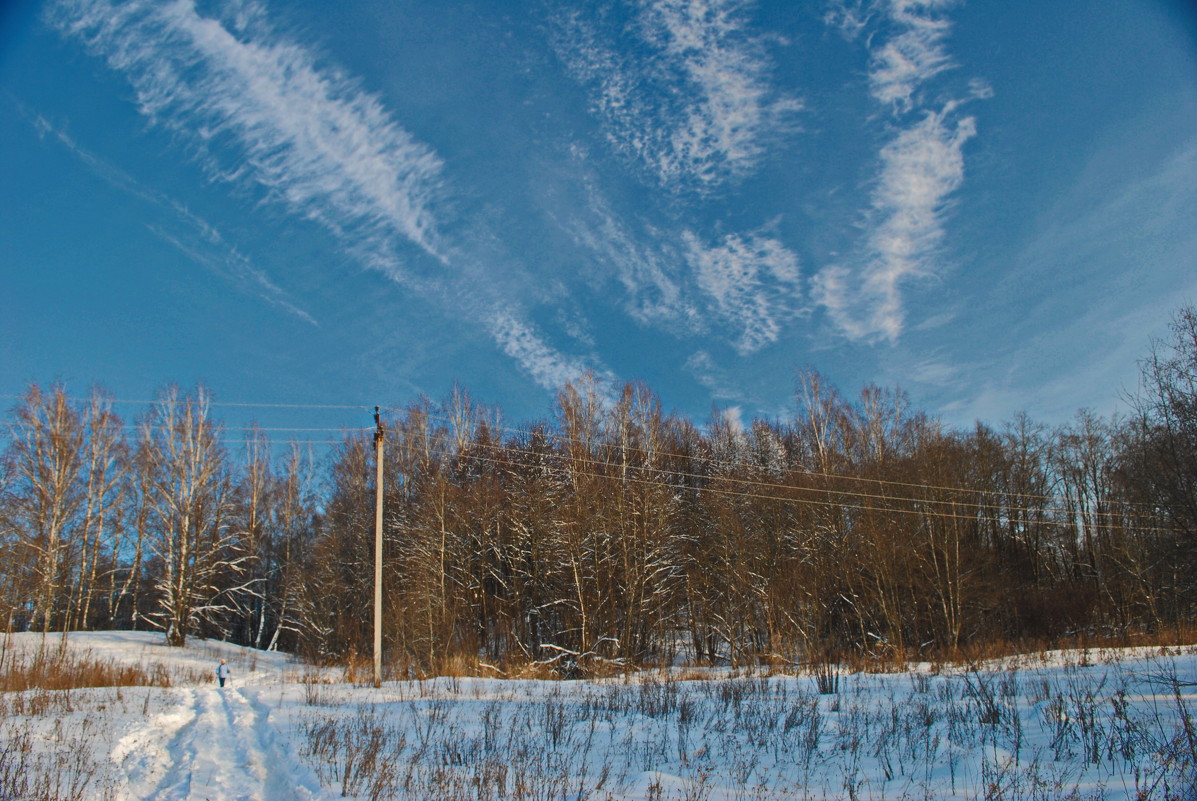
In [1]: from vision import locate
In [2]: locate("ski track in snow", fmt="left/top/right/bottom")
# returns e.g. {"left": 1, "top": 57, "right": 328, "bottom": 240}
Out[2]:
{"left": 117, "top": 687, "right": 318, "bottom": 801}
{"left": 4, "top": 633, "right": 1194, "bottom": 800}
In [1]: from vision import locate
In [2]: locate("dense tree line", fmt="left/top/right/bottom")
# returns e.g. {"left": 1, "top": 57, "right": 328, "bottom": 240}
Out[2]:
{"left": 1, "top": 308, "right": 1194, "bottom": 672}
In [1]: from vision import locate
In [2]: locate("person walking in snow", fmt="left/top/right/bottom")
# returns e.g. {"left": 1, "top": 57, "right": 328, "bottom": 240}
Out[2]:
{"left": 217, "top": 658, "right": 230, "bottom": 688}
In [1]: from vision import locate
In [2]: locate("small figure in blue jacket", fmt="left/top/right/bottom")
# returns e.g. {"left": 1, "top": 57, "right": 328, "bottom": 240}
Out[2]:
{"left": 217, "top": 659, "right": 230, "bottom": 688}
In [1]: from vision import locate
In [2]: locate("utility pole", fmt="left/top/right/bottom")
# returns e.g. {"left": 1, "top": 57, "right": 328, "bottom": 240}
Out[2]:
{"left": 373, "top": 406, "right": 385, "bottom": 689}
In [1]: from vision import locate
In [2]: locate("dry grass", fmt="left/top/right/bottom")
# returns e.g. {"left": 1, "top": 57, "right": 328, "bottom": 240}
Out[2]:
{"left": 0, "top": 636, "right": 173, "bottom": 800}
{"left": 938, "top": 626, "right": 1197, "bottom": 669}
{"left": 306, "top": 625, "right": 1197, "bottom": 685}
{"left": 296, "top": 648, "right": 1197, "bottom": 800}
{"left": 0, "top": 647, "right": 170, "bottom": 692}
{"left": 0, "top": 646, "right": 130, "bottom": 801}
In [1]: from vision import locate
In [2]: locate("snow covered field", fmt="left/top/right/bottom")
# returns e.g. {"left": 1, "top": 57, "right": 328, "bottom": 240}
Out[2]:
{"left": 1, "top": 632, "right": 1194, "bottom": 800}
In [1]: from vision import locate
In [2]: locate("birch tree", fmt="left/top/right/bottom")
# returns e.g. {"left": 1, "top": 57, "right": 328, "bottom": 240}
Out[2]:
{"left": 6, "top": 385, "right": 86, "bottom": 633}
{"left": 66, "top": 389, "right": 125, "bottom": 631}
{"left": 143, "top": 387, "right": 249, "bottom": 646}
{"left": 233, "top": 426, "right": 277, "bottom": 648}
{"left": 265, "top": 443, "right": 318, "bottom": 653}
{"left": 109, "top": 430, "right": 155, "bottom": 629}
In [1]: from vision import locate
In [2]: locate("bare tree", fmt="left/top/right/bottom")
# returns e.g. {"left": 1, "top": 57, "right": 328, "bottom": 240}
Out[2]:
{"left": 309, "top": 432, "right": 375, "bottom": 659}
{"left": 2, "top": 326, "right": 1188, "bottom": 663}
{"left": 58, "top": 390, "right": 124, "bottom": 631}
{"left": 496, "top": 423, "right": 567, "bottom": 664}
{"left": 6, "top": 385, "right": 87, "bottom": 633}
{"left": 0, "top": 432, "right": 21, "bottom": 628}
{"left": 264, "top": 443, "right": 318, "bottom": 652}
{"left": 1122, "top": 304, "right": 1197, "bottom": 621}
{"left": 109, "top": 428, "right": 155, "bottom": 629}
{"left": 606, "top": 382, "right": 684, "bottom": 664}
{"left": 143, "top": 387, "right": 251, "bottom": 646}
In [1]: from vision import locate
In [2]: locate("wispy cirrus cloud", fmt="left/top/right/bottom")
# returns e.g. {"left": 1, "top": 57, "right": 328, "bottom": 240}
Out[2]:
{"left": 48, "top": 0, "right": 446, "bottom": 272}
{"left": 684, "top": 350, "right": 745, "bottom": 401}
{"left": 485, "top": 310, "right": 612, "bottom": 395}
{"left": 553, "top": 0, "right": 800, "bottom": 192}
{"left": 558, "top": 150, "right": 805, "bottom": 354}
{"left": 816, "top": 102, "right": 977, "bottom": 340}
{"left": 560, "top": 164, "right": 697, "bottom": 328}
{"left": 868, "top": 0, "right": 956, "bottom": 111}
{"left": 683, "top": 229, "right": 803, "bottom": 354}
{"left": 815, "top": 0, "right": 986, "bottom": 341}
{"left": 48, "top": 0, "right": 606, "bottom": 392}
{"left": 150, "top": 225, "right": 319, "bottom": 326}
{"left": 25, "top": 108, "right": 316, "bottom": 325}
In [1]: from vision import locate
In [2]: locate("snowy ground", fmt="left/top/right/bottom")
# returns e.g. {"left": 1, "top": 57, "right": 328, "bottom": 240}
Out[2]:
{"left": 1, "top": 631, "right": 1195, "bottom": 800}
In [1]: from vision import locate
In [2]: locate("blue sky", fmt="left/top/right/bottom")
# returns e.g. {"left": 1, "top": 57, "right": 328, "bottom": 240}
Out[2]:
{"left": 2, "top": 0, "right": 1196, "bottom": 436}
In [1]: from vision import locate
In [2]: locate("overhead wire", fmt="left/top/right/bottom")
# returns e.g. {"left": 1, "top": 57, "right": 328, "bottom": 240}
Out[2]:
{"left": 0, "top": 391, "right": 1174, "bottom": 528}
{"left": 442, "top": 448, "right": 1171, "bottom": 535}
{"left": 380, "top": 404, "right": 1163, "bottom": 513}
{"left": 376, "top": 406, "right": 1168, "bottom": 524}
{"left": 0, "top": 388, "right": 1136, "bottom": 505}
{"left": 432, "top": 435, "right": 1170, "bottom": 531}
{"left": 0, "top": 393, "right": 369, "bottom": 411}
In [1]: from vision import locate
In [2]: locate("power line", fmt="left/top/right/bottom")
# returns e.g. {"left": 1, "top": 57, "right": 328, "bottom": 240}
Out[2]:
{"left": 118, "top": 425, "right": 373, "bottom": 433}
{"left": 0, "top": 392, "right": 1173, "bottom": 525}
{"left": 436, "top": 437, "right": 1171, "bottom": 531}
{"left": 0, "top": 392, "right": 1120, "bottom": 511}
{"left": 378, "top": 405, "right": 1153, "bottom": 512}
{"left": 0, "top": 393, "right": 369, "bottom": 411}
{"left": 447, "top": 449, "right": 1173, "bottom": 535}
{"left": 376, "top": 407, "right": 1168, "bottom": 523}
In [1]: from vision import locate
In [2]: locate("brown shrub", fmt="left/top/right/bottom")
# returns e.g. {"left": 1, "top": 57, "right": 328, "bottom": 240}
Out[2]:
{"left": 0, "top": 649, "right": 169, "bottom": 692}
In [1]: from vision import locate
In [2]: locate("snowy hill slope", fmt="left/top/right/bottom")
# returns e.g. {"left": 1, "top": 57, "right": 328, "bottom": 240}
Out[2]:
{"left": 3, "top": 630, "right": 303, "bottom": 686}
{"left": 1, "top": 631, "right": 334, "bottom": 800}
{"left": 1, "top": 632, "right": 1195, "bottom": 800}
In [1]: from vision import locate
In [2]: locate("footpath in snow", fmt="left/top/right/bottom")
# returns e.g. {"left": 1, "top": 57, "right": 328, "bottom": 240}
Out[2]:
{"left": 1, "top": 631, "right": 1195, "bottom": 800}
{"left": 113, "top": 686, "right": 325, "bottom": 801}
{"left": 1, "top": 631, "right": 336, "bottom": 801}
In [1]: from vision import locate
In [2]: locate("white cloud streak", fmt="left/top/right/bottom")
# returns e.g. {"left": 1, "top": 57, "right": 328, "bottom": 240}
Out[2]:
{"left": 868, "top": 0, "right": 955, "bottom": 111}
{"left": 562, "top": 166, "right": 697, "bottom": 328}
{"left": 485, "top": 311, "right": 609, "bottom": 394}
{"left": 48, "top": 0, "right": 606, "bottom": 392}
{"left": 815, "top": 0, "right": 984, "bottom": 342}
{"left": 683, "top": 230, "right": 803, "bottom": 353}
{"left": 149, "top": 224, "right": 318, "bottom": 325}
{"left": 48, "top": 0, "right": 446, "bottom": 271}
{"left": 561, "top": 152, "right": 806, "bottom": 354}
{"left": 856, "top": 103, "right": 975, "bottom": 339}
{"left": 684, "top": 350, "right": 744, "bottom": 401}
{"left": 27, "top": 109, "right": 316, "bottom": 325}
{"left": 554, "top": 0, "right": 800, "bottom": 192}
{"left": 563, "top": 166, "right": 809, "bottom": 354}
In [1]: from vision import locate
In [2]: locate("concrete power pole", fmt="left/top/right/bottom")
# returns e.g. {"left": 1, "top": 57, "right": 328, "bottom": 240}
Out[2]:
{"left": 373, "top": 406, "right": 385, "bottom": 689}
